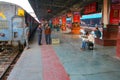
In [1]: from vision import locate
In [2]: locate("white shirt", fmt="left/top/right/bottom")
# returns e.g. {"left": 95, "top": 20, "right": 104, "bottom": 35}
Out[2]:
{"left": 88, "top": 34, "right": 95, "bottom": 43}
{"left": 24, "top": 27, "right": 29, "bottom": 39}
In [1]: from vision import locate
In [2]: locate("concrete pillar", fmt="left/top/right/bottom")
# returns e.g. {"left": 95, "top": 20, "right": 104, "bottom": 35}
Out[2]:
{"left": 102, "top": 0, "right": 109, "bottom": 28}
{"left": 96, "top": 0, "right": 119, "bottom": 46}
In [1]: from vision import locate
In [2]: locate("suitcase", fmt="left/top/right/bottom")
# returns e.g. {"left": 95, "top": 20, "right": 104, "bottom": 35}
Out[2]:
{"left": 87, "top": 41, "right": 94, "bottom": 50}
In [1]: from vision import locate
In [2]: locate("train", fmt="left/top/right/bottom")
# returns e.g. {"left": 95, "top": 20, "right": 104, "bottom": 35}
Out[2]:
{"left": 0, "top": 2, "right": 38, "bottom": 47}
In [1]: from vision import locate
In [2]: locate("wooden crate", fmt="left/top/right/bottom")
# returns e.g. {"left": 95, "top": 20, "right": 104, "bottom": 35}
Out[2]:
{"left": 52, "top": 38, "right": 60, "bottom": 45}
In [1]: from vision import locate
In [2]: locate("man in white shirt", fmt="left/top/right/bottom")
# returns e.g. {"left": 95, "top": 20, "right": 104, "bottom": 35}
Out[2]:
{"left": 24, "top": 23, "right": 30, "bottom": 49}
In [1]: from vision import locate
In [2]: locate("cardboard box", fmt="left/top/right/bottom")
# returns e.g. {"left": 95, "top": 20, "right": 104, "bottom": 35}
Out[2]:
{"left": 52, "top": 38, "right": 60, "bottom": 44}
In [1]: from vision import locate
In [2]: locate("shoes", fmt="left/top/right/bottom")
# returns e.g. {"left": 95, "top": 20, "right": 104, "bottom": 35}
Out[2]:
{"left": 46, "top": 43, "right": 51, "bottom": 45}
{"left": 80, "top": 48, "right": 85, "bottom": 51}
{"left": 39, "top": 43, "right": 42, "bottom": 45}
{"left": 27, "top": 47, "right": 30, "bottom": 49}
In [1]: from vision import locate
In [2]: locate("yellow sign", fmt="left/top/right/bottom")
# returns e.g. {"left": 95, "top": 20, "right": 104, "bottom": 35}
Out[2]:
{"left": 18, "top": 8, "right": 24, "bottom": 16}
{"left": 0, "top": 12, "right": 6, "bottom": 19}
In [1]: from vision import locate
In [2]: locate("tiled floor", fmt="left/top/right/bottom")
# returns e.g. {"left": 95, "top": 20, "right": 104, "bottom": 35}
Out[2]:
{"left": 7, "top": 30, "right": 120, "bottom": 80}
{"left": 52, "top": 31, "right": 120, "bottom": 80}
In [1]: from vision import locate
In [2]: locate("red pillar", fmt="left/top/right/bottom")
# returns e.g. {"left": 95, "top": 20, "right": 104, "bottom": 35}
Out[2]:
{"left": 116, "top": 25, "right": 120, "bottom": 58}
{"left": 95, "top": 0, "right": 119, "bottom": 46}
{"left": 61, "top": 15, "right": 66, "bottom": 31}
{"left": 71, "top": 12, "right": 81, "bottom": 34}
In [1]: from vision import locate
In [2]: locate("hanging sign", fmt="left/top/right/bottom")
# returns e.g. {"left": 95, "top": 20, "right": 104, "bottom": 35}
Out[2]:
{"left": 109, "top": 4, "right": 120, "bottom": 25}
{"left": 62, "top": 16, "right": 66, "bottom": 24}
{"left": 84, "top": 2, "right": 97, "bottom": 14}
{"left": 112, "top": 0, "right": 120, "bottom": 3}
{"left": 73, "top": 12, "right": 80, "bottom": 23}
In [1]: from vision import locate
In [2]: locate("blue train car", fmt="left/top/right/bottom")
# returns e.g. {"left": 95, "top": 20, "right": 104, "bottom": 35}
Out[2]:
{"left": 0, "top": 2, "right": 38, "bottom": 46}
{"left": 12, "top": 16, "right": 25, "bottom": 44}
{"left": 0, "top": 2, "right": 15, "bottom": 42}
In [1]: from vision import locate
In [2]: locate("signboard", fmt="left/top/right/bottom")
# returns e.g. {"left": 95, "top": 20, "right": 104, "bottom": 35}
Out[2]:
{"left": 112, "top": 0, "right": 120, "bottom": 3}
{"left": 109, "top": 4, "right": 120, "bottom": 25}
{"left": 84, "top": 2, "right": 97, "bottom": 14}
{"left": 73, "top": 12, "right": 80, "bottom": 23}
{"left": 17, "top": 8, "right": 24, "bottom": 16}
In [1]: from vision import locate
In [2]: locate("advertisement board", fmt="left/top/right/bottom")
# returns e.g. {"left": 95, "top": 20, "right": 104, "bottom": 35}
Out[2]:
{"left": 109, "top": 4, "right": 120, "bottom": 25}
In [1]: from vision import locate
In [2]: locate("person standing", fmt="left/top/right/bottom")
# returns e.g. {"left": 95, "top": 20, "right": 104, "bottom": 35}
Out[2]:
{"left": 94, "top": 27, "right": 101, "bottom": 39}
{"left": 37, "top": 24, "right": 42, "bottom": 45}
{"left": 45, "top": 24, "right": 51, "bottom": 44}
{"left": 24, "top": 23, "right": 30, "bottom": 49}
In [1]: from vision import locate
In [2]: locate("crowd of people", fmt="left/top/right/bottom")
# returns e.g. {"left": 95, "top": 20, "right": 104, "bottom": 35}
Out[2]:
{"left": 37, "top": 23, "right": 52, "bottom": 45}
{"left": 80, "top": 27, "right": 102, "bottom": 51}
{"left": 24, "top": 21, "right": 102, "bottom": 51}
{"left": 24, "top": 22, "right": 52, "bottom": 49}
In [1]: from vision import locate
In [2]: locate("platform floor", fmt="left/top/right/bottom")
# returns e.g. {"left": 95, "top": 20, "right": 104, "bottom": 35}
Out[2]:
{"left": 7, "top": 30, "right": 120, "bottom": 80}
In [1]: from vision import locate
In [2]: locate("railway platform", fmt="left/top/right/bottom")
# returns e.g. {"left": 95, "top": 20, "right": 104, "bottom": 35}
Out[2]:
{"left": 7, "top": 30, "right": 120, "bottom": 80}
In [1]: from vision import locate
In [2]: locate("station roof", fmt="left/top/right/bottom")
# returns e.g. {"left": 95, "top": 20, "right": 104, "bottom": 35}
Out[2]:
{"left": 0, "top": 0, "right": 102, "bottom": 22}
{"left": 28, "top": 0, "right": 102, "bottom": 20}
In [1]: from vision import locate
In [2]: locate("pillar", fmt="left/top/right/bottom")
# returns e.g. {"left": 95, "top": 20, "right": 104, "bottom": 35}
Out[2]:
{"left": 115, "top": 0, "right": 120, "bottom": 58}
{"left": 61, "top": 15, "right": 66, "bottom": 31}
{"left": 71, "top": 12, "right": 81, "bottom": 34}
{"left": 102, "top": 0, "right": 109, "bottom": 27}
{"left": 95, "top": 0, "right": 119, "bottom": 46}
{"left": 116, "top": 24, "right": 120, "bottom": 58}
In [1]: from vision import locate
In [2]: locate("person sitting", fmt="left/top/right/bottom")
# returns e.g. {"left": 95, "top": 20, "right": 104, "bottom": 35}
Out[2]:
{"left": 87, "top": 32, "right": 95, "bottom": 50}
{"left": 80, "top": 31, "right": 89, "bottom": 50}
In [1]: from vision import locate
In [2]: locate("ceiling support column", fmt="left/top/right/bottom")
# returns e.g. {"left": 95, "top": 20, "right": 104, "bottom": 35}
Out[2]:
{"left": 71, "top": 12, "right": 81, "bottom": 34}
{"left": 96, "top": 0, "right": 119, "bottom": 46}
{"left": 102, "top": 0, "right": 109, "bottom": 28}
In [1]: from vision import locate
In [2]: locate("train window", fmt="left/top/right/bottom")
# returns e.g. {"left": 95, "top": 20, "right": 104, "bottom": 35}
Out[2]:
{"left": 14, "top": 32, "right": 18, "bottom": 38}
